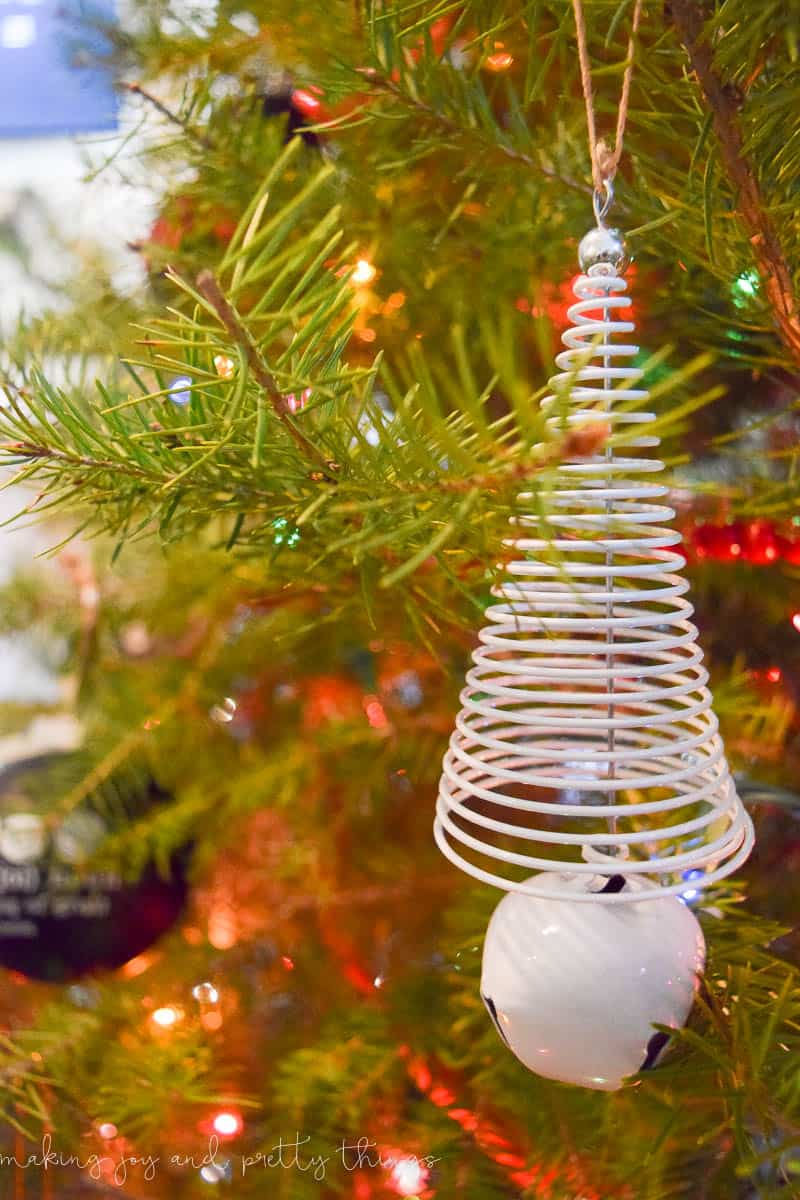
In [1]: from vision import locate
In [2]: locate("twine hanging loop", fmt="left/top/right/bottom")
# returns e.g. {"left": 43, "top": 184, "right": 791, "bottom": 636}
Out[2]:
{"left": 572, "top": 0, "right": 643, "bottom": 221}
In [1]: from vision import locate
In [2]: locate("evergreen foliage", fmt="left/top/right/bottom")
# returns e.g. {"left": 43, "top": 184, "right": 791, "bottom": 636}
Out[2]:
{"left": 1, "top": 1, "right": 799, "bottom": 1196}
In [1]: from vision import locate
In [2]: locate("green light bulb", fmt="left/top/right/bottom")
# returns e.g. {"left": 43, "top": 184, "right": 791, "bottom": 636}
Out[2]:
{"left": 732, "top": 269, "right": 759, "bottom": 306}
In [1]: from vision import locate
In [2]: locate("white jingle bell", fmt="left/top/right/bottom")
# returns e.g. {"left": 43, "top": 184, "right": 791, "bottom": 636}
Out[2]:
{"left": 480, "top": 873, "right": 706, "bottom": 1091}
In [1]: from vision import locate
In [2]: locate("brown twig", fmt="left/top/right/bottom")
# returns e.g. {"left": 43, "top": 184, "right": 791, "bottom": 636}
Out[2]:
{"left": 670, "top": 0, "right": 800, "bottom": 364}
{"left": 0, "top": 434, "right": 588, "bottom": 504}
{"left": 0, "top": 440, "right": 149, "bottom": 477}
{"left": 195, "top": 270, "right": 339, "bottom": 481}
{"left": 124, "top": 81, "right": 213, "bottom": 149}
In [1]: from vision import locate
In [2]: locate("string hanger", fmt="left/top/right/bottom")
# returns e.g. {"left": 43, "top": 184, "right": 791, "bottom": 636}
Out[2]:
{"left": 571, "top": 0, "right": 643, "bottom": 224}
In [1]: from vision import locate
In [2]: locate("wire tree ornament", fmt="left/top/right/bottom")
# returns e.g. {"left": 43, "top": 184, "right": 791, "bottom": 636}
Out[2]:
{"left": 435, "top": 0, "right": 753, "bottom": 908}
{"left": 435, "top": 220, "right": 754, "bottom": 903}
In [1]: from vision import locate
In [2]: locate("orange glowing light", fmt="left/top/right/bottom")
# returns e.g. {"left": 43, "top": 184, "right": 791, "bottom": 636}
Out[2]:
{"left": 281, "top": 955, "right": 295, "bottom": 971}
{"left": 208, "top": 907, "right": 238, "bottom": 949}
{"left": 201, "top": 1010, "right": 224, "bottom": 1031}
{"left": 357, "top": 327, "right": 377, "bottom": 343}
{"left": 151, "top": 1005, "right": 181, "bottom": 1029}
{"left": 352, "top": 259, "right": 377, "bottom": 286}
{"left": 97, "top": 1123, "right": 118, "bottom": 1140}
{"left": 767, "top": 667, "right": 782, "bottom": 682}
{"left": 364, "top": 695, "right": 389, "bottom": 729}
{"left": 214, "top": 354, "right": 235, "bottom": 379}
{"left": 792, "top": 612, "right": 800, "bottom": 633}
{"left": 121, "top": 952, "right": 156, "bottom": 978}
{"left": 212, "top": 1111, "right": 243, "bottom": 1138}
{"left": 485, "top": 43, "right": 513, "bottom": 71}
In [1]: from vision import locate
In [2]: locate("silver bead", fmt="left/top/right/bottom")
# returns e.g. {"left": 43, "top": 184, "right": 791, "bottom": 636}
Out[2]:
{"left": 192, "top": 981, "right": 220, "bottom": 1004}
{"left": 578, "top": 226, "right": 629, "bottom": 275}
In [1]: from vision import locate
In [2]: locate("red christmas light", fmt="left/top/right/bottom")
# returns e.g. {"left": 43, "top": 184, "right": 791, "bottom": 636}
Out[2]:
{"left": 400, "top": 1049, "right": 603, "bottom": 1198}
{"left": 303, "top": 675, "right": 364, "bottom": 729}
{"left": 354, "top": 1174, "right": 373, "bottom": 1200}
{"left": 686, "top": 519, "right": 800, "bottom": 567}
{"left": 291, "top": 87, "right": 324, "bottom": 118}
{"left": 541, "top": 264, "right": 639, "bottom": 336}
{"left": 428, "top": 14, "right": 456, "bottom": 56}
{"left": 363, "top": 695, "right": 389, "bottom": 730}
{"left": 742, "top": 519, "right": 779, "bottom": 565}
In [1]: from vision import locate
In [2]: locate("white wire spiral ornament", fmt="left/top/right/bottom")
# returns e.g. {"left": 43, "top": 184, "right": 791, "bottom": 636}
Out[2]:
{"left": 435, "top": 225, "right": 754, "bottom": 903}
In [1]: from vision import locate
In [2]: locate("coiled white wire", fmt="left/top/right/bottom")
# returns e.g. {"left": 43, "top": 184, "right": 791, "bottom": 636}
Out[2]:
{"left": 435, "top": 263, "right": 754, "bottom": 902}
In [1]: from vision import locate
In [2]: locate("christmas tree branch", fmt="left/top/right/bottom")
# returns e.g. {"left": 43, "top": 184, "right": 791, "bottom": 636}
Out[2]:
{"left": 0, "top": 437, "right": 562, "bottom": 508}
{"left": 0, "top": 440, "right": 150, "bottom": 478}
{"left": 670, "top": 0, "right": 800, "bottom": 364}
{"left": 124, "top": 81, "right": 213, "bottom": 149}
{"left": 358, "top": 67, "right": 592, "bottom": 198}
{"left": 195, "top": 269, "right": 339, "bottom": 481}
